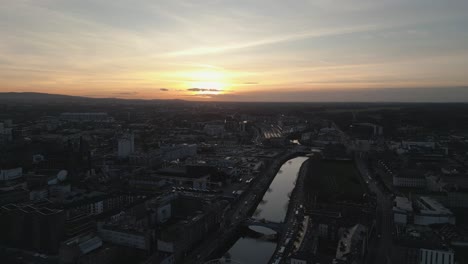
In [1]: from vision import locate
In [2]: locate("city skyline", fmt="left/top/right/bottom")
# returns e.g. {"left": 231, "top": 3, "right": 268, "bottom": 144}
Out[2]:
{"left": 1, "top": 0, "right": 468, "bottom": 101}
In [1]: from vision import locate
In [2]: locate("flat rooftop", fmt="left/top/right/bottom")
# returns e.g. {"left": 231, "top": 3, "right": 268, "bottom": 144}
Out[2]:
{"left": 416, "top": 196, "right": 453, "bottom": 216}
{"left": 394, "top": 196, "right": 413, "bottom": 213}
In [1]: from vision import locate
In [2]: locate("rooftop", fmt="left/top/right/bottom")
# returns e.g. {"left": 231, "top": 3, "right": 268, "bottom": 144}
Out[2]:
{"left": 416, "top": 196, "right": 453, "bottom": 216}
{"left": 394, "top": 196, "right": 413, "bottom": 213}
{"left": 335, "top": 224, "right": 367, "bottom": 261}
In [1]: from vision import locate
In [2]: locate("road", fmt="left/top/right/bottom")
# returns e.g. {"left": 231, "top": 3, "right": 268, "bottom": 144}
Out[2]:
{"left": 355, "top": 152, "right": 394, "bottom": 264}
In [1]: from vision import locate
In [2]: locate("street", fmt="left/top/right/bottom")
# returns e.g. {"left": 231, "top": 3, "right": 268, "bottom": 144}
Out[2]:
{"left": 355, "top": 153, "right": 394, "bottom": 264}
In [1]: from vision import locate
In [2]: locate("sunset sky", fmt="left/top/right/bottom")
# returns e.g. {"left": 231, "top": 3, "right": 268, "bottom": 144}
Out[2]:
{"left": 1, "top": 0, "right": 468, "bottom": 101}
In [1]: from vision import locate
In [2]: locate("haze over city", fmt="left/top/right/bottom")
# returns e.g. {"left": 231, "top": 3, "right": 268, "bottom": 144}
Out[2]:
{"left": 1, "top": 0, "right": 468, "bottom": 101}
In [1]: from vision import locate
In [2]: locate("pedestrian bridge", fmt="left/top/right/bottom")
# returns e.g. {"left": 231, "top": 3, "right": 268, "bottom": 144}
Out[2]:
{"left": 241, "top": 218, "right": 284, "bottom": 233}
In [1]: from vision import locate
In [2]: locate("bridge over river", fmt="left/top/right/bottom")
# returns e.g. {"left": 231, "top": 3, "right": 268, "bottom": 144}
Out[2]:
{"left": 241, "top": 218, "right": 284, "bottom": 234}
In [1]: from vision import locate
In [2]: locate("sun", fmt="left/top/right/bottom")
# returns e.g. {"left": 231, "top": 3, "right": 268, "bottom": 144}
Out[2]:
{"left": 190, "top": 81, "right": 225, "bottom": 94}
{"left": 187, "top": 70, "right": 228, "bottom": 95}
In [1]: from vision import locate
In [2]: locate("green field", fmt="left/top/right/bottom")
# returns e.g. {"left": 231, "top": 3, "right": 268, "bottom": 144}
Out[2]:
{"left": 304, "top": 159, "right": 365, "bottom": 203}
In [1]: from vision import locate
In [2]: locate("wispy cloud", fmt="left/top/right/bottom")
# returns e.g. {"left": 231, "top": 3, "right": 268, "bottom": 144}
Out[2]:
{"left": 187, "top": 88, "right": 222, "bottom": 92}
{"left": 164, "top": 24, "right": 380, "bottom": 57}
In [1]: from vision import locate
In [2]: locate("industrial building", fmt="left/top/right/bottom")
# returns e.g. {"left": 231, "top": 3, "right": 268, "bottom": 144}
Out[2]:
{"left": 393, "top": 196, "right": 455, "bottom": 226}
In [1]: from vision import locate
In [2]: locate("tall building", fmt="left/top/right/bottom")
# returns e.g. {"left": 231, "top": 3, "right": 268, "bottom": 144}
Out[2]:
{"left": 0, "top": 202, "right": 65, "bottom": 253}
{"left": 0, "top": 122, "right": 13, "bottom": 143}
{"left": 118, "top": 133, "right": 135, "bottom": 159}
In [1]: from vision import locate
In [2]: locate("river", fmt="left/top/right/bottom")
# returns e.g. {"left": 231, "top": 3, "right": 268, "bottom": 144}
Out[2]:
{"left": 224, "top": 156, "right": 309, "bottom": 264}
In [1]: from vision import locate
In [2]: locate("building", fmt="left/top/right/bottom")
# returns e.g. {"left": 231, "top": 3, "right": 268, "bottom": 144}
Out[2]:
{"left": 0, "top": 167, "right": 22, "bottom": 181}
{"left": 97, "top": 202, "right": 155, "bottom": 253}
{"left": 118, "top": 132, "right": 135, "bottom": 159}
{"left": 59, "top": 233, "right": 103, "bottom": 264}
{"left": 203, "top": 124, "right": 225, "bottom": 137}
{"left": 98, "top": 225, "right": 152, "bottom": 251}
{"left": 394, "top": 196, "right": 414, "bottom": 225}
{"left": 426, "top": 174, "right": 468, "bottom": 208}
{"left": 393, "top": 170, "right": 427, "bottom": 188}
{"left": 0, "top": 167, "right": 27, "bottom": 191}
{"left": 130, "top": 166, "right": 211, "bottom": 191}
{"left": 239, "top": 121, "right": 247, "bottom": 132}
{"left": 334, "top": 224, "right": 368, "bottom": 263}
{"left": 141, "top": 252, "right": 175, "bottom": 264}
{"left": 0, "top": 121, "right": 13, "bottom": 143}
{"left": 312, "top": 127, "right": 343, "bottom": 146}
{"left": 30, "top": 187, "right": 49, "bottom": 201}
{"left": 156, "top": 194, "right": 228, "bottom": 262}
{"left": 414, "top": 197, "right": 455, "bottom": 226}
{"left": 146, "top": 193, "right": 176, "bottom": 224}
{"left": 61, "top": 190, "right": 140, "bottom": 221}
{"left": 60, "top": 113, "right": 113, "bottom": 123}
{"left": 290, "top": 251, "right": 317, "bottom": 264}
{"left": 393, "top": 196, "right": 455, "bottom": 226}
{"left": 129, "top": 150, "right": 162, "bottom": 167}
{"left": 350, "top": 123, "right": 383, "bottom": 139}
{"left": 0, "top": 202, "right": 66, "bottom": 253}
{"left": 419, "top": 248, "right": 454, "bottom": 264}
{"left": 0, "top": 188, "right": 28, "bottom": 206}
{"left": 395, "top": 225, "right": 456, "bottom": 264}
{"left": 59, "top": 232, "right": 128, "bottom": 264}
{"left": 401, "top": 141, "right": 436, "bottom": 149}
{"left": 160, "top": 144, "right": 197, "bottom": 161}
{"left": 64, "top": 211, "right": 95, "bottom": 239}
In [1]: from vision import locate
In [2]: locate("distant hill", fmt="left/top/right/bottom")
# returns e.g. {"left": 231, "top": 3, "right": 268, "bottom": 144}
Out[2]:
{"left": 0, "top": 92, "right": 180, "bottom": 105}
{"left": 0, "top": 92, "right": 91, "bottom": 103}
{"left": 0, "top": 92, "right": 192, "bottom": 105}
